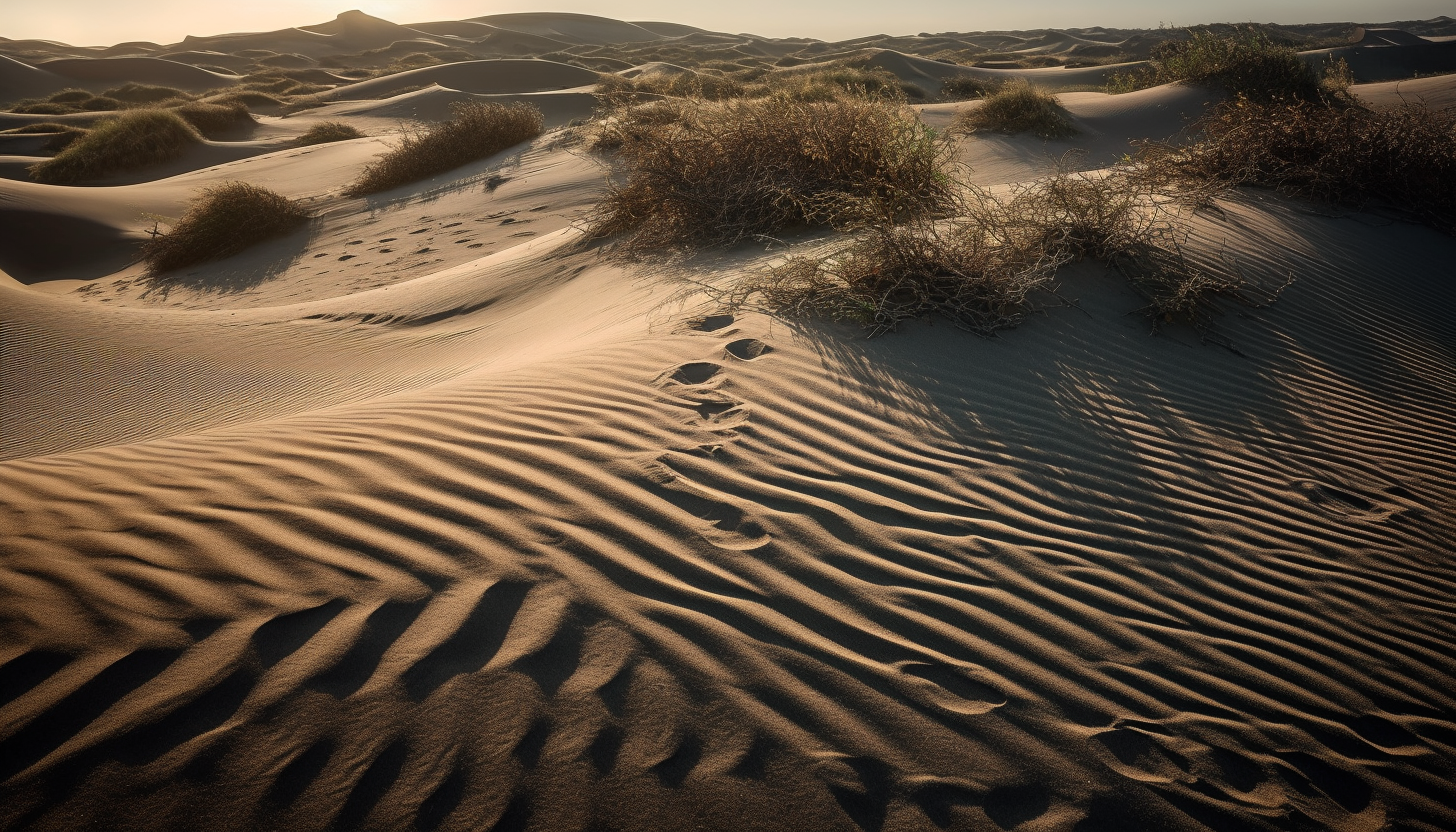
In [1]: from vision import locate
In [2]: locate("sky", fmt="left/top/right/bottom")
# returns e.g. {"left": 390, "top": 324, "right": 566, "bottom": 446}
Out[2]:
{"left": 6, "top": 0, "right": 1452, "bottom": 46}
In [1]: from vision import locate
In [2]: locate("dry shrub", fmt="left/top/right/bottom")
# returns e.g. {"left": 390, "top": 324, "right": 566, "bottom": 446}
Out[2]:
{"left": 204, "top": 90, "right": 284, "bottom": 109}
{"left": 47, "top": 89, "right": 93, "bottom": 104}
{"left": 294, "top": 121, "right": 366, "bottom": 147}
{"left": 10, "top": 102, "right": 77, "bottom": 115}
{"left": 1140, "top": 98, "right": 1456, "bottom": 232}
{"left": 1, "top": 122, "right": 88, "bottom": 152}
{"left": 141, "top": 182, "right": 309, "bottom": 275}
{"left": 1106, "top": 27, "right": 1319, "bottom": 101}
{"left": 940, "top": 75, "right": 998, "bottom": 101}
{"left": 589, "top": 95, "right": 955, "bottom": 248}
{"left": 347, "top": 101, "right": 543, "bottom": 196}
{"left": 747, "top": 165, "right": 1284, "bottom": 340}
{"left": 748, "top": 218, "right": 1063, "bottom": 336}
{"left": 28, "top": 109, "right": 200, "bottom": 184}
{"left": 172, "top": 101, "right": 253, "bottom": 136}
{"left": 956, "top": 79, "right": 1077, "bottom": 139}
{"left": 102, "top": 83, "right": 188, "bottom": 104}
{"left": 78, "top": 96, "right": 123, "bottom": 112}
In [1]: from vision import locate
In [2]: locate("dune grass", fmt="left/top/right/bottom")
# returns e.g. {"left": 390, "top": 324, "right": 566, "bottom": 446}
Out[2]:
{"left": 596, "top": 62, "right": 917, "bottom": 105}
{"left": 1, "top": 122, "right": 89, "bottom": 152}
{"left": 294, "top": 121, "right": 367, "bottom": 147}
{"left": 955, "top": 79, "right": 1077, "bottom": 138}
{"left": 1106, "top": 27, "right": 1320, "bottom": 101}
{"left": 346, "top": 101, "right": 543, "bottom": 196}
{"left": 141, "top": 182, "right": 309, "bottom": 275}
{"left": 28, "top": 109, "right": 200, "bottom": 184}
{"left": 101, "top": 83, "right": 187, "bottom": 104}
{"left": 589, "top": 94, "right": 956, "bottom": 249}
{"left": 939, "top": 75, "right": 998, "bottom": 101}
{"left": 171, "top": 101, "right": 253, "bottom": 136}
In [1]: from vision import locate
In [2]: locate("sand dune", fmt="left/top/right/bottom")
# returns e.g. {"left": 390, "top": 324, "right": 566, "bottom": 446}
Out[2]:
{"left": 35, "top": 57, "right": 239, "bottom": 90}
{"left": 318, "top": 60, "right": 598, "bottom": 101}
{"left": 4, "top": 10, "right": 1456, "bottom": 832}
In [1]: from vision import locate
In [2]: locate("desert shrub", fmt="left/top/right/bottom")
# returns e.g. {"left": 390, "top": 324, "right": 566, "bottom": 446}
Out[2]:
{"left": 1105, "top": 27, "right": 1319, "bottom": 101}
{"left": 746, "top": 164, "right": 1282, "bottom": 340}
{"left": 747, "top": 217, "right": 1061, "bottom": 336}
{"left": 1139, "top": 98, "right": 1456, "bottom": 232}
{"left": 294, "top": 121, "right": 366, "bottom": 146}
{"left": 203, "top": 90, "right": 284, "bottom": 109}
{"left": 2, "top": 122, "right": 89, "bottom": 151}
{"left": 1320, "top": 57, "right": 1354, "bottom": 99}
{"left": 171, "top": 101, "right": 253, "bottom": 136}
{"left": 956, "top": 79, "right": 1077, "bottom": 138}
{"left": 47, "top": 89, "right": 93, "bottom": 104}
{"left": 940, "top": 75, "right": 998, "bottom": 101}
{"left": 102, "top": 83, "right": 187, "bottom": 103}
{"left": 590, "top": 94, "right": 956, "bottom": 248}
{"left": 28, "top": 109, "right": 200, "bottom": 184}
{"left": 79, "top": 96, "right": 123, "bottom": 111}
{"left": 141, "top": 182, "right": 309, "bottom": 274}
{"left": 347, "top": 101, "right": 543, "bottom": 195}
{"left": 12, "top": 102, "right": 78, "bottom": 115}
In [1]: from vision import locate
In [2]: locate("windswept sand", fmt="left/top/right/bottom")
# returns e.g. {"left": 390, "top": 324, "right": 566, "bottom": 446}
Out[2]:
{"left": 3, "top": 12, "right": 1456, "bottom": 832}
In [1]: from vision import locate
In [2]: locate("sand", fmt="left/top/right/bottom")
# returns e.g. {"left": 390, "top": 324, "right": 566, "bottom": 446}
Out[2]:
{"left": 3, "top": 11, "right": 1456, "bottom": 832}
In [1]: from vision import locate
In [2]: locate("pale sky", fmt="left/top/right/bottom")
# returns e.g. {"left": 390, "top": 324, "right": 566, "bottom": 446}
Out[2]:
{"left": 6, "top": 1, "right": 1452, "bottom": 47}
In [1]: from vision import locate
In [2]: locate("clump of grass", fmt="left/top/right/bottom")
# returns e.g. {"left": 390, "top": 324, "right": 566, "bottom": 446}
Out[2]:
{"left": 940, "top": 75, "right": 998, "bottom": 101}
{"left": 1, "top": 122, "right": 89, "bottom": 152}
{"left": 10, "top": 102, "right": 77, "bottom": 115}
{"left": 747, "top": 216, "right": 1062, "bottom": 336}
{"left": 955, "top": 79, "right": 1077, "bottom": 139}
{"left": 1105, "top": 27, "right": 1320, "bottom": 101}
{"left": 78, "top": 96, "right": 123, "bottom": 112}
{"left": 745, "top": 164, "right": 1283, "bottom": 341}
{"left": 141, "top": 182, "right": 309, "bottom": 275}
{"left": 347, "top": 101, "right": 543, "bottom": 196}
{"left": 589, "top": 94, "right": 956, "bottom": 249}
{"left": 294, "top": 121, "right": 366, "bottom": 147}
{"left": 172, "top": 101, "right": 253, "bottom": 136}
{"left": 48, "top": 89, "right": 94, "bottom": 104}
{"left": 1140, "top": 98, "right": 1456, "bottom": 232}
{"left": 102, "top": 83, "right": 188, "bottom": 104}
{"left": 28, "top": 109, "right": 200, "bottom": 184}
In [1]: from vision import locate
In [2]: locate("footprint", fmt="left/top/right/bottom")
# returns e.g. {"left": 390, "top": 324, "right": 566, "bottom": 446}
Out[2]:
{"left": 346, "top": 240, "right": 363, "bottom": 245}
{"left": 313, "top": 252, "right": 329, "bottom": 258}
{"left": 379, "top": 248, "right": 394, "bottom": 253}
{"left": 509, "top": 231, "right": 536, "bottom": 238}
{"left": 688, "top": 314, "right": 734, "bottom": 332}
{"left": 657, "top": 362, "right": 723, "bottom": 386}
{"left": 454, "top": 239, "right": 475, "bottom": 244}
{"left": 378, "top": 237, "right": 396, "bottom": 242}
{"left": 897, "top": 661, "right": 1006, "bottom": 715}
{"left": 725, "top": 338, "right": 771, "bottom": 360}
{"left": 338, "top": 255, "right": 355, "bottom": 261}
{"left": 1291, "top": 479, "right": 1391, "bottom": 519}
{"left": 467, "top": 243, "right": 485, "bottom": 249}
{"left": 442, "top": 222, "right": 462, "bottom": 228}
{"left": 410, "top": 228, "right": 430, "bottom": 234}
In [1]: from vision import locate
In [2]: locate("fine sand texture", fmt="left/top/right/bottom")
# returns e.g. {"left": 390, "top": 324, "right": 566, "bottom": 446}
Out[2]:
{"left": 4, "top": 11, "right": 1456, "bottom": 832}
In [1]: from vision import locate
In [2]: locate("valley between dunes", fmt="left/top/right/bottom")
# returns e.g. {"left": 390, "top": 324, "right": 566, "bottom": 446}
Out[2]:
{"left": 3, "top": 11, "right": 1456, "bottom": 832}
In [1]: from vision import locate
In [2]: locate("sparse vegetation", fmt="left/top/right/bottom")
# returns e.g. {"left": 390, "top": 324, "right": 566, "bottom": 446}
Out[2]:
{"left": 1, "top": 122, "right": 89, "bottom": 152}
{"left": 346, "top": 101, "right": 543, "bottom": 196}
{"left": 595, "top": 62, "right": 916, "bottom": 105}
{"left": 589, "top": 94, "right": 956, "bottom": 249}
{"left": 294, "top": 121, "right": 366, "bottom": 147}
{"left": 101, "top": 83, "right": 187, "bottom": 104}
{"left": 141, "top": 182, "right": 309, "bottom": 275}
{"left": 939, "top": 75, "right": 998, "bottom": 101}
{"left": 955, "top": 79, "right": 1077, "bottom": 138}
{"left": 1139, "top": 98, "right": 1456, "bottom": 232}
{"left": 1105, "top": 27, "right": 1320, "bottom": 101}
{"left": 171, "top": 101, "right": 253, "bottom": 136}
{"left": 28, "top": 109, "right": 200, "bottom": 184}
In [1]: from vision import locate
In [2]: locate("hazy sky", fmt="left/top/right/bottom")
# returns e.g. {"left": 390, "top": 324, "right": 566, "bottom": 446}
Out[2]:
{"left": 7, "top": 1, "right": 1452, "bottom": 46}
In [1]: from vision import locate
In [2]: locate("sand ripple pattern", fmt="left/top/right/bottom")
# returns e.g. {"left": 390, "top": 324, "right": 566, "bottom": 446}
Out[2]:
{"left": 3, "top": 200, "right": 1456, "bottom": 830}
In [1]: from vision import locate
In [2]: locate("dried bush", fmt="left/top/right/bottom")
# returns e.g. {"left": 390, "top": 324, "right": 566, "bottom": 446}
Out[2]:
{"left": 940, "top": 75, "right": 998, "bottom": 101}
{"left": 347, "top": 101, "right": 543, "bottom": 196}
{"left": 294, "top": 121, "right": 366, "bottom": 147}
{"left": 47, "top": 89, "right": 93, "bottom": 104}
{"left": 102, "top": 83, "right": 188, "bottom": 104}
{"left": 141, "top": 182, "right": 309, "bottom": 275}
{"left": 9, "top": 102, "right": 77, "bottom": 115}
{"left": 28, "top": 109, "right": 200, "bottom": 184}
{"left": 589, "top": 95, "right": 956, "bottom": 249}
{"left": 1106, "top": 27, "right": 1320, "bottom": 101}
{"left": 172, "top": 101, "right": 253, "bottom": 136}
{"left": 1, "top": 122, "right": 88, "bottom": 152}
{"left": 747, "top": 217, "right": 1064, "bottom": 336}
{"left": 955, "top": 79, "right": 1077, "bottom": 138}
{"left": 1138, "top": 98, "right": 1456, "bottom": 232}
{"left": 78, "top": 97, "right": 123, "bottom": 111}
